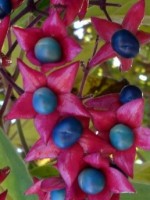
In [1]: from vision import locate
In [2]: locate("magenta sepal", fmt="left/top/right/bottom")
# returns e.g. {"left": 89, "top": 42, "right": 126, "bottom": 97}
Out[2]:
{"left": 113, "top": 145, "right": 136, "bottom": 177}
{"left": 0, "top": 167, "right": 10, "bottom": 184}
{"left": 110, "top": 194, "right": 120, "bottom": 200}
{"left": 25, "top": 178, "right": 50, "bottom": 200}
{"left": 0, "top": 167, "right": 10, "bottom": 200}
{"left": 117, "top": 99, "right": 144, "bottom": 128}
{"left": 11, "top": 0, "right": 24, "bottom": 9}
{"left": 0, "top": 191, "right": 7, "bottom": 200}
{"left": 25, "top": 138, "right": 60, "bottom": 161}
{"left": 85, "top": 93, "right": 121, "bottom": 111}
{"left": 57, "top": 144, "right": 85, "bottom": 187}
{"left": 0, "top": 17, "right": 10, "bottom": 50}
{"left": 135, "top": 127, "right": 150, "bottom": 150}
{"left": 51, "top": 0, "right": 88, "bottom": 25}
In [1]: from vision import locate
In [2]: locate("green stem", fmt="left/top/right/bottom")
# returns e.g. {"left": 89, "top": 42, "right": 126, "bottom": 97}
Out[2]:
{"left": 16, "top": 120, "right": 29, "bottom": 155}
{"left": 78, "top": 62, "right": 90, "bottom": 97}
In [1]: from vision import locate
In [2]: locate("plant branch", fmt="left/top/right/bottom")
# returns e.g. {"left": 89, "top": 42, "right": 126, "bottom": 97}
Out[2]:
{"left": 6, "top": 41, "right": 18, "bottom": 57}
{"left": 78, "top": 34, "right": 100, "bottom": 97}
{"left": 10, "top": 6, "right": 30, "bottom": 26}
{"left": 78, "top": 62, "right": 90, "bottom": 97}
{"left": 0, "top": 67, "right": 24, "bottom": 95}
{"left": 0, "top": 85, "right": 12, "bottom": 117}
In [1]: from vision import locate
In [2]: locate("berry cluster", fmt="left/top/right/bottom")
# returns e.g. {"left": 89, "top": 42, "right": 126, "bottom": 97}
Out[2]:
{"left": 1, "top": 0, "right": 150, "bottom": 200}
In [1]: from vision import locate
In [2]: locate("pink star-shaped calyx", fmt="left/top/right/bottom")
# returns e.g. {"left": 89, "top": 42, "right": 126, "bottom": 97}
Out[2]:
{"left": 13, "top": 11, "right": 81, "bottom": 72}
{"left": 89, "top": 0, "right": 150, "bottom": 71}
{"left": 65, "top": 153, "right": 135, "bottom": 200}
{"left": 5, "top": 59, "right": 89, "bottom": 142}
{"left": 88, "top": 97, "right": 150, "bottom": 177}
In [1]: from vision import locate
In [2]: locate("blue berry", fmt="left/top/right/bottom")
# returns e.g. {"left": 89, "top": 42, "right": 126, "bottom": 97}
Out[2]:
{"left": 52, "top": 117, "right": 83, "bottom": 149}
{"left": 120, "top": 85, "right": 142, "bottom": 104}
{"left": 78, "top": 168, "right": 105, "bottom": 195}
{"left": 51, "top": 189, "right": 66, "bottom": 200}
{"left": 111, "top": 29, "right": 139, "bottom": 58}
{"left": 0, "top": 0, "right": 12, "bottom": 19}
{"left": 109, "top": 124, "right": 134, "bottom": 151}
{"left": 32, "top": 87, "right": 57, "bottom": 115}
{"left": 34, "top": 37, "right": 62, "bottom": 63}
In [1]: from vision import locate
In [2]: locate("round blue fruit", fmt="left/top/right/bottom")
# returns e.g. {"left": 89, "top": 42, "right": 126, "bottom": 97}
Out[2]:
{"left": 78, "top": 168, "right": 106, "bottom": 195}
{"left": 34, "top": 37, "right": 62, "bottom": 63}
{"left": 52, "top": 116, "right": 83, "bottom": 149}
{"left": 111, "top": 29, "right": 139, "bottom": 58}
{"left": 120, "top": 85, "right": 142, "bottom": 104}
{"left": 51, "top": 189, "right": 66, "bottom": 200}
{"left": 109, "top": 124, "right": 134, "bottom": 151}
{"left": 32, "top": 87, "right": 57, "bottom": 115}
{"left": 0, "top": 0, "right": 12, "bottom": 19}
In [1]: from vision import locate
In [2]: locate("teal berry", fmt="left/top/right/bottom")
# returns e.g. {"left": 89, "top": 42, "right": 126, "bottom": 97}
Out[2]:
{"left": 78, "top": 168, "right": 106, "bottom": 195}
{"left": 111, "top": 29, "right": 139, "bottom": 58}
{"left": 51, "top": 189, "right": 66, "bottom": 200}
{"left": 0, "top": 0, "right": 12, "bottom": 19}
{"left": 32, "top": 87, "right": 57, "bottom": 115}
{"left": 120, "top": 85, "right": 142, "bottom": 104}
{"left": 52, "top": 117, "right": 83, "bottom": 149}
{"left": 34, "top": 37, "right": 62, "bottom": 63}
{"left": 109, "top": 124, "right": 134, "bottom": 151}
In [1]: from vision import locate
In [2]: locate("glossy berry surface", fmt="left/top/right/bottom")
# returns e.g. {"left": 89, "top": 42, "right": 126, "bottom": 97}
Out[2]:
{"left": 120, "top": 85, "right": 142, "bottom": 104}
{"left": 109, "top": 124, "right": 134, "bottom": 151}
{"left": 51, "top": 189, "right": 66, "bottom": 200}
{"left": 32, "top": 87, "right": 57, "bottom": 115}
{"left": 111, "top": 29, "right": 139, "bottom": 58}
{"left": 34, "top": 37, "right": 62, "bottom": 63}
{"left": 52, "top": 117, "right": 83, "bottom": 149}
{"left": 0, "top": 0, "right": 12, "bottom": 19}
{"left": 78, "top": 168, "right": 105, "bottom": 195}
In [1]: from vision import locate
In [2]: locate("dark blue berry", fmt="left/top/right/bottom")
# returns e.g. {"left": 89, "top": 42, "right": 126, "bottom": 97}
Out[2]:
{"left": 34, "top": 37, "right": 62, "bottom": 63}
{"left": 0, "top": 0, "right": 12, "bottom": 19}
{"left": 109, "top": 124, "right": 134, "bottom": 151}
{"left": 32, "top": 87, "right": 57, "bottom": 115}
{"left": 111, "top": 29, "right": 139, "bottom": 58}
{"left": 51, "top": 189, "right": 66, "bottom": 200}
{"left": 52, "top": 117, "right": 83, "bottom": 149}
{"left": 120, "top": 85, "right": 142, "bottom": 104}
{"left": 78, "top": 168, "right": 105, "bottom": 195}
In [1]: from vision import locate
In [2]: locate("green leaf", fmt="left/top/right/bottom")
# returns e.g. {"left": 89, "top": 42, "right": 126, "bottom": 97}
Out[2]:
{"left": 30, "top": 164, "right": 59, "bottom": 179}
{"left": 0, "top": 128, "right": 37, "bottom": 200}
{"left": 134, "top": 162, "right": 150, "bottom": 184}
{"left": 121, "top": 182, "right": 150, "bottom": 200}
{"left": 37, "top": 0, "right": 50, "bottom": 10}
